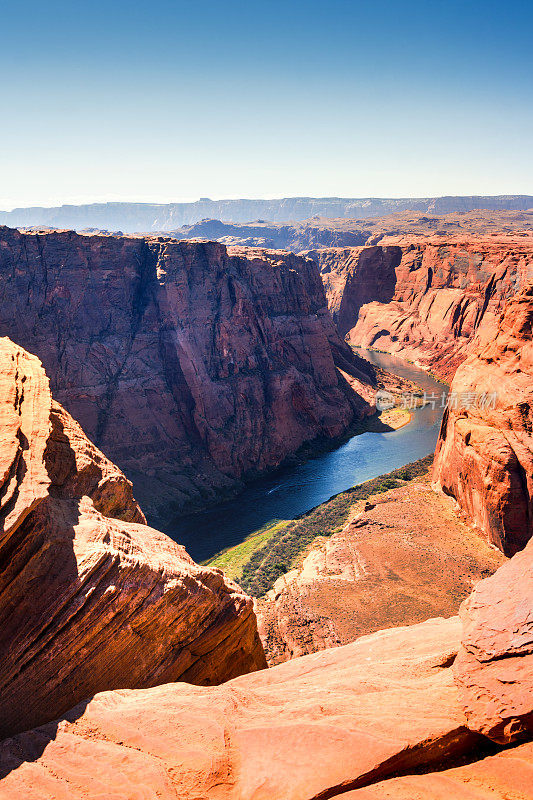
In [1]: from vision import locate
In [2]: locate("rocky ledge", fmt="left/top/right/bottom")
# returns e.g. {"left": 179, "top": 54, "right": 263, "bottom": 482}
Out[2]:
{"left": 433, "top": 286, "right": 532, "bottom": 555}
{"left": 0, "top": 337, "right": 265, "bottom": 739}
{"left": 1, "top": 575, "right": 531, "bottom": 799}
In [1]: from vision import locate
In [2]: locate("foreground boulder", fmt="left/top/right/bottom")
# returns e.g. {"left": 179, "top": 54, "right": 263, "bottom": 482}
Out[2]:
{"left": 454, "top": 535, "right": 533, "bottom": 744}
{"left": 433, "top": 286, "right": 533, "bottom": 555}
{"left": 0, "top": 617, "right": 481, "bottom": 799}
{"left": 0, "top": 337, "right": 265, "bottom": 739}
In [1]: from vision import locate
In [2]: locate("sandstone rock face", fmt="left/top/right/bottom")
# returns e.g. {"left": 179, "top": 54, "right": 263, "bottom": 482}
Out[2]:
{"left": 433, "top": 287, "right": 533, "bottom": 555}
{"left": 0, "top": 617, "right": 482, "bottom": 799}
{"left": 0, "top": 337, "right": 266, "bottom": 739}
{"left": 317, "top": 236, "right": 532, "bottom": 381}
{"left": 0, "top": 227, "right": 373, "bottom": 520}
{"left": 341, "top": 742, "right": 533, "bottom": 799}
{"left": 303, "top": 245, "right": 401, "bottom": 338}
{"left": 453, "top": 535, "right": 533, "bottom": 744}
{"left": 257, "top": 475, "right": 505, "bottom": 665}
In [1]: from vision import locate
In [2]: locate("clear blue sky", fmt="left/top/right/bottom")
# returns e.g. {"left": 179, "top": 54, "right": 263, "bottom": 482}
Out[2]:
{"left": 2, "top": 0, "right": 532, "bottom": 207}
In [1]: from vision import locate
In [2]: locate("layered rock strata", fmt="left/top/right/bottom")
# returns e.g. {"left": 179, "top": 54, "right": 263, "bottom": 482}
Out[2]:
{"left": 433, "top": 287, "right": 533, "bottom": 555}
{"left": 0, "top": 337, "right": 266, "bottom": 739}
{"left": 0, "top": 227, "right": 373, "bottom": 520}
{"left": 312, "top": 236, "right": 532, "bottom": 381}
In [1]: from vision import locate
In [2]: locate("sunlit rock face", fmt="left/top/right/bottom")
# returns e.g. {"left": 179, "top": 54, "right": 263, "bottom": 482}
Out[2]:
{"left": 433, "top": 286, "right": 533, "bottom": 556}
{"left": 0, "top": 227, "right": 373, "bottom": 521}
{"left": 0, "top": 337, "right": 266, "bottom": 739}
{"left": 313, "top": 235, "right": 532, "bottom": 381}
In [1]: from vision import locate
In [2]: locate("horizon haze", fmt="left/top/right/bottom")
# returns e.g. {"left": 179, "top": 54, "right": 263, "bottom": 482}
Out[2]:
{"left": 1, "top": 194, "right": 532, "bottom": 232}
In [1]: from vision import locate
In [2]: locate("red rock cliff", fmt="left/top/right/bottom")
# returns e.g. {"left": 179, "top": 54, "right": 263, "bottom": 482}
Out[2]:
{"left": 0, "top": 337, "right": 266, "bottom": 739}
{"left": 311, "top": 235, "right": 532, "bottom": 381}
{"left": 0, "top": 227, "right": 373, "bottom": 520}
{"left": 433, "top": 287, "right": 533, "bottom": 555}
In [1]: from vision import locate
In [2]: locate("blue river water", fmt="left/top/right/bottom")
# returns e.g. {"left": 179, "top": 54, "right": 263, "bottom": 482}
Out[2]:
{"left": 168, "top": 350, "right": 446, "bottom": 563}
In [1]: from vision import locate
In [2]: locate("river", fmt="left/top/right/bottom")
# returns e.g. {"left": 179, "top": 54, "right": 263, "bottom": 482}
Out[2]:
{"left": 168, "top": 350, "right": 447, "bottom": 563}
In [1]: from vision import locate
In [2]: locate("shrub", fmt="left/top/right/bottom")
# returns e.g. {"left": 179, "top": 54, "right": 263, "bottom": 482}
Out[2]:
{"left": 239, "top": 454, "right": 434, "bottom": 596}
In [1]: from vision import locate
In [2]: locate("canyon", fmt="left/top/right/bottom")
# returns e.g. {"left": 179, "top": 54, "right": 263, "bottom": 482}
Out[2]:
{"left": 0, "top": 211, "right": 530, "bottom": 799}
{"left": 311, "top": 233, "right": 533, "bottom": 380}
{"left": 255, "top": 273, "right": 532, "bottom": 664}
{"left": 0, "top": 227, "right": 376, "bottom": 522}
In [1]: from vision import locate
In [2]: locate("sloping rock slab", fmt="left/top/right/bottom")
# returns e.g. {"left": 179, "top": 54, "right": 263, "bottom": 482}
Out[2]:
{"left": 340, "top": 741, "right": 533, "bottom": 799}
{"left": 453, "top": 537, "right": 533, "bottom": 744}
{"left": 0, "top": 337, "right": 266, "bottom": 739}
{"left": 0, "top": 617, "right": 483, "bottom": 800}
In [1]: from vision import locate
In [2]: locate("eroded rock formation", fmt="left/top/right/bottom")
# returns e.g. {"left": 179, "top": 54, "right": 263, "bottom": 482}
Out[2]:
{"left": 0, "top": 337, "right": 266, "bottom": 739}
{"left": 257, "top": 474, "right": 505, "bottom": 665}
{"left": 313, "top": 235, "right": 532, "bottom": 381}
{"left": 0, "top": 227, "right": 373, "bottom": 520}
{"left": 454, "top": 535, "right": 533, "bottom": 745}
{"left": 0, "top": 617, "right": 480, "bottom": 798}
{"left": 433, "top": 287, "right": 533, "bottom": 555}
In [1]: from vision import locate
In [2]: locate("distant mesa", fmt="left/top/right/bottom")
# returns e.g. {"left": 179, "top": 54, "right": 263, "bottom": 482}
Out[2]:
{"left": 1, "top": 194, "right": 532, "bottom": 232}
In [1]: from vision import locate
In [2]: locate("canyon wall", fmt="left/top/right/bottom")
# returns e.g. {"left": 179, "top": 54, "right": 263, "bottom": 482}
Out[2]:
{"left": 0, "top": 337, "right": 265, "bottom": 738}
{"left": 312, "top": 235, "right": 532, "bottom": 380}
{"left": 0, "top": 227, "right": 373, "bottom": 520}
{"left": 433, "top": 287, "right": 533, "bottom": 555}
{"left": 304, "top": 244, "right": 402, "bottom": 338}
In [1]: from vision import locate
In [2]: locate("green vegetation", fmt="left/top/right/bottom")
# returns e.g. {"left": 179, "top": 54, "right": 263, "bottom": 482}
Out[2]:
{"left": 206, "top": 454, "right": 434, "bottom": 598}
{"left": 203, "top": 520, "right": 290, "bottom": 581}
